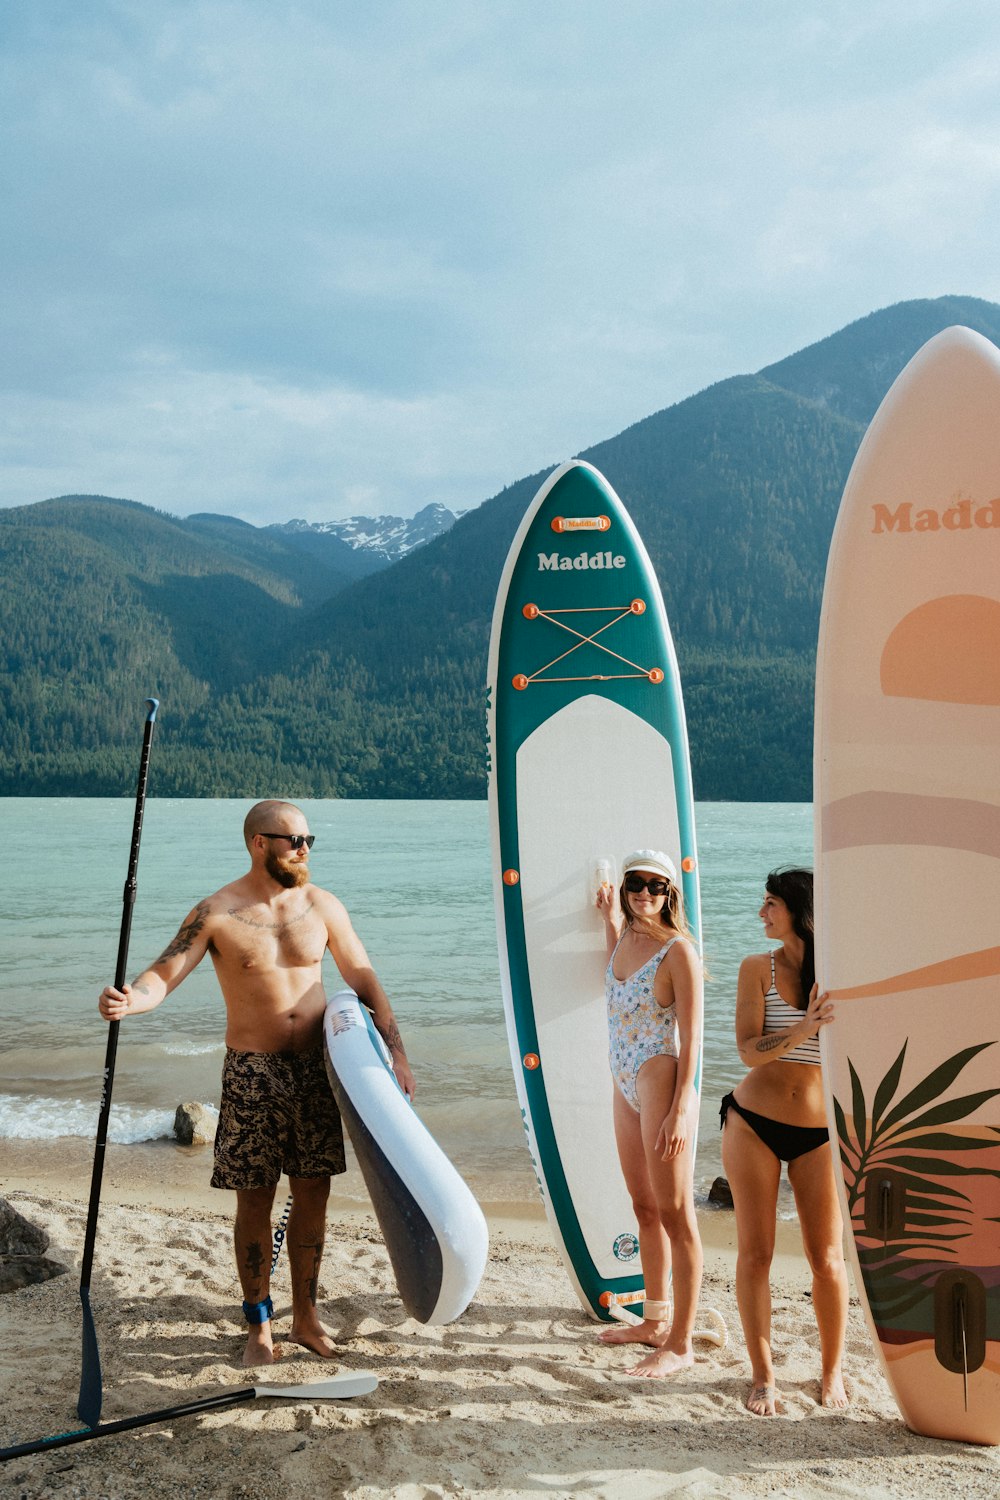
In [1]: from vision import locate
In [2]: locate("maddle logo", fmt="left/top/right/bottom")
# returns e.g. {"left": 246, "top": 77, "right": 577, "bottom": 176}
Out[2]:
{"left": 537, "top": 550, "right": 626, "bottom": 571}
{"left": 872, "top": 498, "right": 1000, "bottom": 534}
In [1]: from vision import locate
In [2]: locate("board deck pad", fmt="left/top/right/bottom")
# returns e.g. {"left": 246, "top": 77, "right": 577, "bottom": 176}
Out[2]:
{"left": 487, "top": 459, "right": 701, "bottom": 1320}
{"left": 815, "top": 326, "right": 1000, "bottom": 1444}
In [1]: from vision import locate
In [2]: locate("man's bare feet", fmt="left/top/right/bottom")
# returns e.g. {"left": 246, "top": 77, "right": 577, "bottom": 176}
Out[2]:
{"left": 243, "top": 1327, "right": 284, "bottom": 1367}
{"left": 746, "top": 1382, "right": 778, "bottom": 1416}
{"left": 821, "top": 1370, "right": 849, "bottom": 1408}
{"left": 288, "top": 1318, "right": 338, "bottom": 1359}
{"left": 627, "top": 1346, "right": 694, "bottom": 1379}
{"left": 598, "top": 1317, "right": 669, "bottom": 1348}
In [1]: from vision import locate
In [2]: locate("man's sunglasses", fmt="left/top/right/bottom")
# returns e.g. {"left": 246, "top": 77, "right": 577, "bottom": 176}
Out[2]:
{"left": 260, "top": 832, "right": 315, "bottom": 850}
{"left": 623, "top": 874, "right": 669, "bottom": 896}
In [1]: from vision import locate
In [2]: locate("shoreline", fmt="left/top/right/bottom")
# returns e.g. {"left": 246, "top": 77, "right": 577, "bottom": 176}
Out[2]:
{"left": 0, "top": 1134, "right": 806, "bottom": 1265}
{"left": 3, "top": 1144, "right": 999, "bottom": 1498}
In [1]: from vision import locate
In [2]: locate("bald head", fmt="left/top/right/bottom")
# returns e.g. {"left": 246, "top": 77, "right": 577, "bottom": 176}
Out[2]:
{"left": 243, "top": 799, "right": 304, "bottom": 850}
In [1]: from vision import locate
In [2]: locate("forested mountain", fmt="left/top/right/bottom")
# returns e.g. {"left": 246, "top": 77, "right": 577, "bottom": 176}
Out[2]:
{"left": 3, "top": 296, "right": 998, "bottom": 799}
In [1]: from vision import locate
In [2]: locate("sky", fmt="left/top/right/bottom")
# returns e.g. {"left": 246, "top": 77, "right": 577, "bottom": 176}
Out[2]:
{"left": 2, "top": 0, "right": 999, "bottom": 526}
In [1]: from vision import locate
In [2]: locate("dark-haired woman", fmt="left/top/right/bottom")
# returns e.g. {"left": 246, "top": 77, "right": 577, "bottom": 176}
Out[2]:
{"left": 721, "top": 867, "right": 848, "bottom": 1416}
{"left": 595, "top": 849, "right": 704, "bottom": 1378}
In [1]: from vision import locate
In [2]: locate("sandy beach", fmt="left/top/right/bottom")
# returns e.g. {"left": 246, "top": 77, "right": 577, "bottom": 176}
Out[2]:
{"left": 2, "top": 1141, "right": 998, "bottom": 1500}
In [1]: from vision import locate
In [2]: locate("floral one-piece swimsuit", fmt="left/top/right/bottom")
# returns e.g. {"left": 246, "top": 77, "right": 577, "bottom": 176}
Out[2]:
{"left": 606, "top": 935, "right": 680, "bottom": 1111}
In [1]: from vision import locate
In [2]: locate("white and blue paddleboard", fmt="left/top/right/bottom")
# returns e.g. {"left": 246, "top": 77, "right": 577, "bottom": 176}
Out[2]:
{"left": 323, "top": 992, "right": 489, "bottom": 1325}
{"left": 487, "top": 459, "right": 702, "bottom": 1322}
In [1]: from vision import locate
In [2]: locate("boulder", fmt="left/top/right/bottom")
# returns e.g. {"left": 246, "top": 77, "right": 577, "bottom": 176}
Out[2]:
{"left": 0, "top": 1197, "right": 68, "bottom": 1294}
{"left": 707, "top": 1175, "right": 734, "bottom": 1209}
{"left": 0, "top": 1196, "right": 49, "bottom": 1257}
{"left": 174, "top": 1101, "right": 217, "bottom": 1146}
{"left": 0, "top": 1256, "right": 68, "bottom": 1294}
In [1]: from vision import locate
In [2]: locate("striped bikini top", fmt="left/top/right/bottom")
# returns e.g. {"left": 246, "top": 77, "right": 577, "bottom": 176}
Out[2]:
{"left": 762, "top": 952, "right": 821, "bottom": 1065}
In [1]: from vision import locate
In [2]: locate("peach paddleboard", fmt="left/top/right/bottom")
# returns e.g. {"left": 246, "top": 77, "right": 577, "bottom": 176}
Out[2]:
{"left": 815, "top": 325, "right": 1000, "bottom": 1444}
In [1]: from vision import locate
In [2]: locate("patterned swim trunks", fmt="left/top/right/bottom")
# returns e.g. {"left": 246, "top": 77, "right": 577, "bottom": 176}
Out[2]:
{"left": 210, "top": 1046, "right": 346, "bottom": 1190}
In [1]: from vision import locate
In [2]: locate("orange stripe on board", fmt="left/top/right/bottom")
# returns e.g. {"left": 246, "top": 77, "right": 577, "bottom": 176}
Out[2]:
{"left": 830, "top": 946, "right": 1000, "bottom": 999}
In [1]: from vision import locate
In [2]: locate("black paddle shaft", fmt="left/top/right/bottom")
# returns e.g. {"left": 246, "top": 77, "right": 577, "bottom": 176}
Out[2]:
{"left": 2, "top": 1386, "right": 255, "bottom": 1462}
{"left": 77, "top": 697, "right": 158, "bottom": 1425}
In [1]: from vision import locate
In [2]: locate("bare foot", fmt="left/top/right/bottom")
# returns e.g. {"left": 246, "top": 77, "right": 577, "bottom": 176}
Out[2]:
{"left": 242, "top": 1328, "right": 284, "bottom": 1368}
{"left": 598, "top": 1317, "right": 669, "bottom": 1348}
{"left": 821, "top": 1370, "right": 849, "bottom": 1408}
{"left": 627, "top": 1346, "right": 694, "bottom": 1379}
{"left": 288, "top": 1320, "right": 338, "bottom": 1359}
{"left": 746, "top": 1382, "right": 778, "bottom": 1416}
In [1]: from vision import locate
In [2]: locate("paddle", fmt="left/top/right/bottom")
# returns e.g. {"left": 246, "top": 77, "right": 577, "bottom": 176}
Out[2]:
{"left": 0, "top": 1374, "right": 379, "bottom": 1462}
{"left": 78, "top": 697, "right": 159, "bottom": 1430}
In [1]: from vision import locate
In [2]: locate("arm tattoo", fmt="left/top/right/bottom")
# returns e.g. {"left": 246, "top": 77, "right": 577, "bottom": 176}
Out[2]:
{"left": 755, "top": 1033, "right": 792, "bottom": 1054}
{"left": 378, "top": 1019, "right": 406, "bottom": 1054}
{"left": 156, "top": 902, "right": 210, "bottom": 963}
{"left": 133, "top": 982, "right": 151, "bottom": 996}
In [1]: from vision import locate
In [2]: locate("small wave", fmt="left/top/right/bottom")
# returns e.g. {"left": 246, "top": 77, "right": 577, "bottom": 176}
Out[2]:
{"left": 160, "top": 1041, "right": 224, "bottom": 1058}
{"left": 0, "top": 1094, "right": 219, "bottom": 1144}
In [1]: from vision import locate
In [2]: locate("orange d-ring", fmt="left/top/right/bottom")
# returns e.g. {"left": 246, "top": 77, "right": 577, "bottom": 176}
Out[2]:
{"left": 682, "top": 856, "right": 696, "bottom": 873}
{"left": 512, "top": 674, "right": 529, "bottom": 691}
{"left": 522, "top": 603, "right": 539, "bottom": 620}
{"left": 503, "top": 868, "right": 520, "bottom": 886}
{"left": 523, "top": 1052, "right": 540, "bottom": 1070}
{"left": 648, "top": 668, "right": 665, "bottom": 684}
{"left": 630, "top": 599, "right": 646, "bottom": 615}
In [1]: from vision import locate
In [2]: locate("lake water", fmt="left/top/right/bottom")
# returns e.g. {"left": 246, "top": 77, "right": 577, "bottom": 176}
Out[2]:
{"left": 0, "top": 798, "right": 812, "bottom": 1205}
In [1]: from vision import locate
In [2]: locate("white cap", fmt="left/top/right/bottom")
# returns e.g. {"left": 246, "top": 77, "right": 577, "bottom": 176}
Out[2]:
{"left": 621, "top": 849, "right": 677, "bottom": 884}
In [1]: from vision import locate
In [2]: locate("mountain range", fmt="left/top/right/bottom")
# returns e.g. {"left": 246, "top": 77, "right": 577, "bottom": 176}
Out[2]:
{"left": 3, "top": 294, "right": 999, "bottom": 800}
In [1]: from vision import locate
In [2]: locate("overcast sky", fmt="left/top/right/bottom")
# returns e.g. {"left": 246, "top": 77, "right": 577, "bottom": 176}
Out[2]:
{"left": 2, "top": 1, "right": 999, "bottom": 525}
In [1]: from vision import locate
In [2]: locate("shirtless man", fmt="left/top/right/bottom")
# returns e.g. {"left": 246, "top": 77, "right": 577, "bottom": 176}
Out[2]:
{"left": 98, "top": 798, "right": 415, "bottom": 1368}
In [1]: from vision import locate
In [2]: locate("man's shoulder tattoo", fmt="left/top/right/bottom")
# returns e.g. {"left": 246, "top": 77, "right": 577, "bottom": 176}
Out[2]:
{"left": 156, "top": 901, "right": 211, "bottom": 963}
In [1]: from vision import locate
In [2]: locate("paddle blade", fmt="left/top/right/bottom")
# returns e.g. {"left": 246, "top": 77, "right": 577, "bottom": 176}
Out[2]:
{"left": 253, "top": 1374, "right": 378, "bottom": 1401}
{"left": 77, "top": 1293, "right": 103, "bottom": 1428}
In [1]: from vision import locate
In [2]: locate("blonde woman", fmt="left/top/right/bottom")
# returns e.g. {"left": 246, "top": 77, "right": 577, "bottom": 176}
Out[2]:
{"left": 595, "top": 850, "right": 704, "bottom": 1377}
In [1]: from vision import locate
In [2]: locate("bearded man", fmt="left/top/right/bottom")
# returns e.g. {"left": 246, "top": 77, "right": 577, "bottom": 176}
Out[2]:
{"left": 98, "top": 799, "right": 414, "bottom": 1367}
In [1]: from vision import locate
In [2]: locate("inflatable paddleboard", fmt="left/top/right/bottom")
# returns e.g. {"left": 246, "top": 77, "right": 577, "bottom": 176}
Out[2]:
{"left": 815, "top": 326, "right": 1000, "bottom": 1444}
{"left": 487, "top": 459, "right": 702, "bottom": 1322}
{"left": 323, "top": 992, "right": 489, "bottom": 1325}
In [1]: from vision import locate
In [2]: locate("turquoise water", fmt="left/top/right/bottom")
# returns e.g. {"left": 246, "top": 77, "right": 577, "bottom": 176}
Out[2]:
{"left": 0, "top": 798, "right": 812, "bottom": 1198}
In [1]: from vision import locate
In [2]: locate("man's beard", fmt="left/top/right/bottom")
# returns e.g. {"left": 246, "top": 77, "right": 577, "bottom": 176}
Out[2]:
{"left": 265, "top": 850, "right": 310, "bottom": 888}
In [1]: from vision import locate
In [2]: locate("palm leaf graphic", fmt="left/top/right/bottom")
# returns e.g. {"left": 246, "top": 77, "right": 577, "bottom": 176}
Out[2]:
{"left": 875, "top": 1043, "right": 995, "bottom": 1137}
{"left": 834, "top": 1036, "right": 1000, "bottom": 1329}
{"left": 849, "top": 1059, "right": 868, "bottom": 1155}
{"left": 870, "top": 1041, "right": 907, "bottom": 1135}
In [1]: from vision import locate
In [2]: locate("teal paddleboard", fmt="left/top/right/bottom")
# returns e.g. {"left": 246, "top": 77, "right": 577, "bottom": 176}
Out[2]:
{"left": 487, "top": 459, "right": 702, "bottom": 1321}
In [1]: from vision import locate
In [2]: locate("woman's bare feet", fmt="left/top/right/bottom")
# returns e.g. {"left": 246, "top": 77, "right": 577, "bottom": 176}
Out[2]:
{"left": 746, "top": 1381, "right": 778, "bottom": 1416}
{"left": 598, "top": 1317, "right": 669, "bottom": 1348}
{"left": 821, "top": 1369, "right": 849, "bottom": 1408}
{"left": 628, "top": 1345, "right": 694, "bottom": 1379}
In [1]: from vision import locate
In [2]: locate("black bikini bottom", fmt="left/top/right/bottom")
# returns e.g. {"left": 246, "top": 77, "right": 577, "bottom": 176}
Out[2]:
{"left": 720, "top": 1092, "right": 829, "bottom": 1163}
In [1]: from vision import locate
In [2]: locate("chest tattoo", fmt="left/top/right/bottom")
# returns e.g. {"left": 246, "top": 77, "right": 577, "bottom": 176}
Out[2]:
{"left": 227, "top": 899, "right": 315, "bottom": 933}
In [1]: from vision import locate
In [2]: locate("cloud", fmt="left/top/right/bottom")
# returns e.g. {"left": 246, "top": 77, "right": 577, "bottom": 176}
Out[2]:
{"left": 2, "top": 1, "right": 1000, "bottom": 519}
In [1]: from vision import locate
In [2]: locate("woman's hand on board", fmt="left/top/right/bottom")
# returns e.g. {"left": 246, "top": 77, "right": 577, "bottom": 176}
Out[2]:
{"left": 595, "top": 881, "right": 621, "bottom": 929}
{"left": 804, "top": 984, "right": 835, "bottom": 1036}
